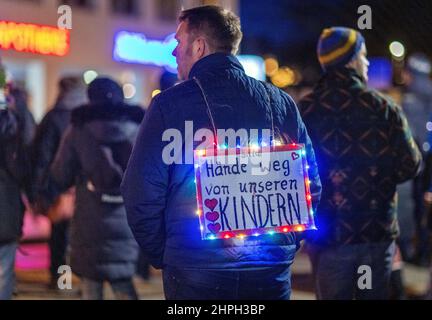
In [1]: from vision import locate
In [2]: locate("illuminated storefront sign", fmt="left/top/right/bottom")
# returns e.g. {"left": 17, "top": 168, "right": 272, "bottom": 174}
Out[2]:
{"left": 113, "top": 31, "right": 266, "bottom": 80}
{"left": 0, "top": 21, "right": 69, "bottom": 57}
{"left": 113, "top": 31, "right": 178, "bottom": 73}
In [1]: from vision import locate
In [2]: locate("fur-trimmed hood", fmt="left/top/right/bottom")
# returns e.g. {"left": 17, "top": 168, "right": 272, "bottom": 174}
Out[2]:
{"left": 71, "top": 103, "right": 144, "bottom": 126}
{"left": 71, "top": 103, "right": 144, "bottom": 144}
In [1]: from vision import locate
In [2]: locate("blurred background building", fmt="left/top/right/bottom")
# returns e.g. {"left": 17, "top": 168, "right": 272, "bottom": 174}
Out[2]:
{"left": 0, "top": 0, "right": 239, "bottom": 122}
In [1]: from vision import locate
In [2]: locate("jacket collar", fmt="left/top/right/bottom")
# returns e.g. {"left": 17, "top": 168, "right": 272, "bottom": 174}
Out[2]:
{"left": 188, "top": 53, "right": 244, "bottom": 79}
{"left": 320, "top": 67, "right": 366, "bottom": 88}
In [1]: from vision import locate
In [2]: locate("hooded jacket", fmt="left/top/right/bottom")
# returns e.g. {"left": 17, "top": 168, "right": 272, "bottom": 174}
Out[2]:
{"left": 121, "top": 53, "right": 322, "bottom": 269}
{"left": 50, "top": 103, "right": 144, "bottom": 281}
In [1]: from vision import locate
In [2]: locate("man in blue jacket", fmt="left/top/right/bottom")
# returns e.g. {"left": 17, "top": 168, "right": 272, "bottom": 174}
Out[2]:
{"left": 121, "top": 5, "right": 321, "bottom": 300}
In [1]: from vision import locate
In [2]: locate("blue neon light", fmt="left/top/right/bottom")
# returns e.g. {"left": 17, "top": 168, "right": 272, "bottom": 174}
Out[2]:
{"left": 113, "top": 31, "right": 178, "bottom": 73}
{"left": 368, "top": 57, "right": 392, "bottom": 90}
{"left": 113, "top": 31, "right": 265, "bottom": 80}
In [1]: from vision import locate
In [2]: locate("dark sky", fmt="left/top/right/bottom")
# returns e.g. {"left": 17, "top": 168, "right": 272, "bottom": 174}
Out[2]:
{"left": 240, "top": 0, "right": 432, "bottom": 75}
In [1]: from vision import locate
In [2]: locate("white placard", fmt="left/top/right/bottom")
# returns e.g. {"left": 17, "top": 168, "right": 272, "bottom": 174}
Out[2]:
{"left": 194, "top": 144, "right": 315, "bottom": 240}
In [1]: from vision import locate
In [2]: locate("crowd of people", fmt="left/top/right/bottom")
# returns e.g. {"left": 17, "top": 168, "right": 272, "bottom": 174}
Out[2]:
{"left": 0, "top": 5, "right": 432, "bottom": 300}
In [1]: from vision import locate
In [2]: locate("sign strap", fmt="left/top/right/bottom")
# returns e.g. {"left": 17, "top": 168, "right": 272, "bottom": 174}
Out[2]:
{"left": 193, "top": 77, "right": 218, "bottom": 140}
{"left": 193, "top": 76, "right": 278, "bottom": 145}
{"left": 260, "top": 81, "right": 294, "bottom": 145}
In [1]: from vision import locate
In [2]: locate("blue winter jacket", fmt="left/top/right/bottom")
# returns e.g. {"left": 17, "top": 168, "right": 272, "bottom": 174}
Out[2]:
{"left": 121, "top": 53, "right": 321, "bottom": 269}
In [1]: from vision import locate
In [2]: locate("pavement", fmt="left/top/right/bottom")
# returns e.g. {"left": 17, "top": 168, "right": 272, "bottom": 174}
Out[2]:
{"left": 12, "top": 245, "right": 431, "bottom": 300}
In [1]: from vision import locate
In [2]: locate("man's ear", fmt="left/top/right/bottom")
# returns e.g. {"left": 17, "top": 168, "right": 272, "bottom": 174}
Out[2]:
{"left": 193, "top": 37, "right": 209, "bottom": 60}
{"left": 346, "top": 54, "right": 361, "bottom": 70}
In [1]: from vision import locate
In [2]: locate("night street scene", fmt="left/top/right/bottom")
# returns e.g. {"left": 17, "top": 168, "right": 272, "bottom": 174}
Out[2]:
{"left": 1, "top": 0, "right": 432, "bottom": 307}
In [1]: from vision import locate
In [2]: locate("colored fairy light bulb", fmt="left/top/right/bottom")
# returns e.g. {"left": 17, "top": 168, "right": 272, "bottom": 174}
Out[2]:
{"left": 208, "top": 235, "right": 216, "bottom": 240}
{"left": 307, "top": 194, "right": 312, "bottom": 201}
{"left": 196, "top": 150, "right": 206, "bottom": 157}
{"left": 200, "top": 226, "right": 204, "bottom": 231}
{"left": 268, "top": 231, "right": 275, "bottom": 235}
{"left": 301, "top": 150, "right": 306, "bottom": 156}
{"left": 224, "top": 234, "right": 231, "bottom": 239}
{"left": 253, "top": 233, "right": 260, "bottom": 237}
{"left": 283, "top": 227, "right": 289, "bottom": 232}
{"left": 251, "top": 144, "right": 260, "bottom": 151}
{"left": 294, "top": 225, "right": 305, "bottom": 232}
{"left": 196, "top": 210, "right": 201, "bottom": 216}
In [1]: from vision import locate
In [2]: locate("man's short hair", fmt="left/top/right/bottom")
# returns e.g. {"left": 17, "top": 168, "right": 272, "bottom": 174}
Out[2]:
{"left": 58, "top": 76, "right": 85, "bottom": 94}
{"left": 179, "top": 5, "right": 242, "bottom": 55}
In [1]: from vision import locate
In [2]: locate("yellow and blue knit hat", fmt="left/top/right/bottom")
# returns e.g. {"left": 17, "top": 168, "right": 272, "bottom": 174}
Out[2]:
{"left": 317, "top": 27, "right": 365, "bottom": 70}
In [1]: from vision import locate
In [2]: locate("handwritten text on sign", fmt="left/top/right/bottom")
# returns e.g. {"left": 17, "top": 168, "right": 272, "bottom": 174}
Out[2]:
{"left": 194, "top": 144, "right": 315, "bottom": 240}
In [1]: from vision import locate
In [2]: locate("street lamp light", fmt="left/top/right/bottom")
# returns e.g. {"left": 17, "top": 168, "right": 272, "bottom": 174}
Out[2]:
{"left": 389, "top": 41, "right": 405, "bottom": 59}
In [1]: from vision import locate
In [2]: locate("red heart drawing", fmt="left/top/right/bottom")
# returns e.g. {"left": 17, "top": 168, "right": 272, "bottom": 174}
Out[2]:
{"left": 204, "top": 198, "right": 218, "bottom": 211}
{"left": 291, "top": 152, "right": 300, "bottom": 161}
{"left": 208, "top": 223, "right": 221, "bottom": 234}
{"left": 206, "top": 211, "right": 220, "bottom": 222}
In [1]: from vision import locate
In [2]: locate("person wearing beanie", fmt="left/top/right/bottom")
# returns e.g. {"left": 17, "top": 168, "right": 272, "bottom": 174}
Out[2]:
{"left": 299, "top": 27, "right": 421, "bottom": 300}
{"left": 46, "top": 77, "right": 144, "bottom": 299}
{"left": 317, "top": 27, "right": 368, "bottom": 81}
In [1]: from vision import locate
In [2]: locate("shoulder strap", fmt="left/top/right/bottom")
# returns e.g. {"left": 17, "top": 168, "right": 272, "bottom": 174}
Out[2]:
{"left": 260, "top": 81, "right": 295, "bottom": 145}
{"left": 193, "top": 77, "right": 218, "bottom": 140}
{"left": 193, "top": 76, "right": 292, "bottom": 146}
{"left": 260, "top": 81, "right": 277, "bottom": 144}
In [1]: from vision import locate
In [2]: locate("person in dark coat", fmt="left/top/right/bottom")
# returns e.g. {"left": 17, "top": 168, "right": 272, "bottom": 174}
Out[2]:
{"left": 8, "top": 84, "right": 36, "bottom": 149}
{"left": 0, "top": 63, "right": 32, "bottom": 300}
{"left": 49, "top": 77, "right": 143, "bottom": 300}
{"left": 400, "top": 53, "right": 432, "bottom": 266}
{"left": 299, "top": 27, "right": 422, "bottom": 300}
{"left": 121, "top": 6, "right": 321, "bottom": 300}
{"left": 31, "top": 76, "right": 87, "bottom": 287}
